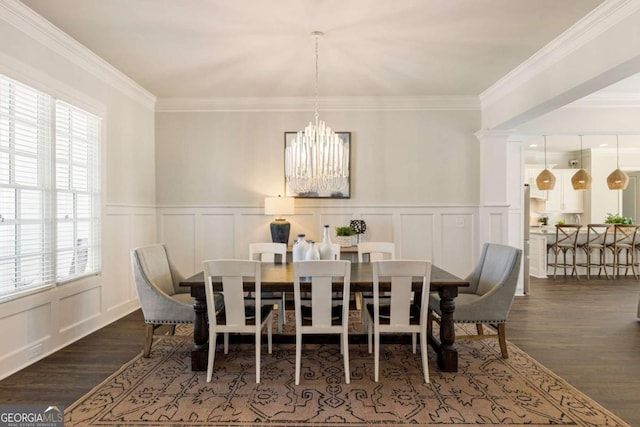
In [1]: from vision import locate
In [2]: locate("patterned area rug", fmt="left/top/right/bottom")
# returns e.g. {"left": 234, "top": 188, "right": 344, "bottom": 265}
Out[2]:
{"left": 65, "top": 312, "right": 629, "bottom": 427}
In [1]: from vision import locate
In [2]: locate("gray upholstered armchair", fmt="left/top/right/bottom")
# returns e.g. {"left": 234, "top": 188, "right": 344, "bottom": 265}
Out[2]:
{"left": 131, "top": 244, "right": 222, "bottom": 357}
{"left": 428, "top": 242, "right": 522, "bottom": 358}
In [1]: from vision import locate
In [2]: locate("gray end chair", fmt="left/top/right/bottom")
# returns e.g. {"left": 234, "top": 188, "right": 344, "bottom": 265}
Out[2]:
{"left": 428, "top": 242, "right": 522, "bottom": 359}
{"left": 131, "top": 244, "right": 222, "bottom": 357}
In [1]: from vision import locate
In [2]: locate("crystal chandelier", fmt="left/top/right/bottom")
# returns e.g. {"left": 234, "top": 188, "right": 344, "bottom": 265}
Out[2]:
{"left": 285, "top": 31, "right": 349, "bottom": 197}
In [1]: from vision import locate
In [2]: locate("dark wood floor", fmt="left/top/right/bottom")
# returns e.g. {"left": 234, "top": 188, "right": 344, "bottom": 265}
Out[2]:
{"left": 0, "top": 275, "right": 639, "bottom": 426}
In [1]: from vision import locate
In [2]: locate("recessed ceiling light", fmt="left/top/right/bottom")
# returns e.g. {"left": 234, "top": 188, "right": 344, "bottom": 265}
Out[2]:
{"left": 529, "top": 144, "right": 537, "bottom": 148}
{"left": 600, "top": 143, "right": 608, "bottom": 147}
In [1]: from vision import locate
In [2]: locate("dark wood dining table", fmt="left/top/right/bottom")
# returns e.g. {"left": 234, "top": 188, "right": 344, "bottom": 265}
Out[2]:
{"left": 180, "top": 262, "right": 468, "bottom": 373}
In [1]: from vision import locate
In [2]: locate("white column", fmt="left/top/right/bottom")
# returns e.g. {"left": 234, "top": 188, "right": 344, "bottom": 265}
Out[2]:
{"left": 476, "top": 130, "right": 527, "bottom": 294}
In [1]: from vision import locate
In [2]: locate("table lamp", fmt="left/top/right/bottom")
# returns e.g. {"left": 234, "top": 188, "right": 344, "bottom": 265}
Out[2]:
{"left": 264, "top": 196, "right": 294, "bottom": 244}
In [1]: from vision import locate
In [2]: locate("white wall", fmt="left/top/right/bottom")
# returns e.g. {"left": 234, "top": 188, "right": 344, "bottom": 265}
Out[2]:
{"left": 155, "top": 110, "right": 480, "bottom": 206}
{"left": 0, "top": 5, "right": 156, "bottom": 379}
{"left": 154, "top": 108, "right": 486, "bottom": 279}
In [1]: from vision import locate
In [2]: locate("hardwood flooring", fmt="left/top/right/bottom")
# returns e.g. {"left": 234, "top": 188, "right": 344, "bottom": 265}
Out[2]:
{"left": 0, "top": 275, "right": 638, "bottom": 426}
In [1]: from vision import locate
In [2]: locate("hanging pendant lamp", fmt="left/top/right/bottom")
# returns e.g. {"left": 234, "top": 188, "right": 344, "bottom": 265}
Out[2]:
{"left": 571, "top": 135, "right": 591, "bottom": 190}
{"left": 536, "top": 135, "right": 556, "bottom": 191}
{"left": 607, "top": 135, "right": 629, "bottom": 190}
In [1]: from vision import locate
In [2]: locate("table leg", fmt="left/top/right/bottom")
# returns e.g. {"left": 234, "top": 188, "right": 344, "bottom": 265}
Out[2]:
{"left": 436, "top": 286, "right": 458, "bottom": 372}
{"left": 190, "top": 293, "right": 208, "bottom": 371}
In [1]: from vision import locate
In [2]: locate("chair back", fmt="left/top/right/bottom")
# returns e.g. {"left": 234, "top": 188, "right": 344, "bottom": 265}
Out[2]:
{"left": 611, "top": 224, "right": 640, "bottom": 247}
{"left": 554, "top": 224, "right": 582, "bottom": 250}
{"left": 331, "top": 243, "right": 341, "bottom": 260}
{"left": 293, "top": 260, "right": 350, "bottom": 328}
{"left": 473, "top": 243, "right": 523, "bottom": 298}
{"left": 132, "top": 244, "right": 178, "bottom": 296}
{"left": 249, "top": 242, "right": 286, "bottom": 264}
{"left": 203, "top": 259, "right": 261, "bottom": 327}
{"left": 372, "top": 260, "right": 431, "bottom": 326}
{"left": 357, "top": 242, "right": 395, "bottom": 263}
{"left": 585, "top": 224, "right": 611, "bottom": 248}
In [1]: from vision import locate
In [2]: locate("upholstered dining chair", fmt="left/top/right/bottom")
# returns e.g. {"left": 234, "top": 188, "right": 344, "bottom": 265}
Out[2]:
{"left": 428, "top": 243, "right": 522, "bottom": 359}
{"left": 366, "top": 260, "right": 432, "bottom": 383}
{"left": 131, "top": 244, "right": 223, "bottom": 358}
{"left": 203, "top": 259, "right": 273, "bottom": 383}
{"left": 293, "top": 260, "right": 351, "bottom": 385}
{"left": 249, "top": 242, "right": 287, "bottom": 333}
{"left": 548, "top": 224, "right": 582, "bottom": 280}
{"left": 357, "top": 242, "right": 395, "bottom": 330}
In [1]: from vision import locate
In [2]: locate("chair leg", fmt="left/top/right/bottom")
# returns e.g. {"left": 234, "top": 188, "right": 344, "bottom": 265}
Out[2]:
{"left": 367, "top": 314, "right": 373, "bottom": 354}
{"left": 420, "top": 331, "right": 429, "bottom": 384}
{"left": 207, "top": 332, "right": 217, "bottom": 382}
{"left": 497, "top": 323, "right": 508, "bottom": 359}
{"left": 295, "top": 331, "right": 302, "bottom": 386}
{"left": 268, "top": 313, "right": 273, "bottom": 355}
{"left": 374, "top": 326, "right": 380, "bottom": 382}
{"left": 168, "top": 324, "right": 176, "bottom": 335}
{"left": 342, "top": 332, "right": 350, "bottom": 384}
{"left": 255, "top": 326, "right": 261, "bottom": 384}
{"left": 224, "top": 332, "right": 229, "bottom": 354}
{"left": 143, "top": 324, "right": 154, "bottom": 358}
{"left": 412, "top": 332, "right": 417, "bottom": 354}
{"left": 476, "top": 324, "right": 483, "bottom": 335}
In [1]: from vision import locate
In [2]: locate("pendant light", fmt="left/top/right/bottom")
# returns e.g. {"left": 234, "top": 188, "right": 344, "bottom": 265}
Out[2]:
{"left": 571, "top": 135, "right": 591, "bottom": 190}
{"left": 536, "top": 135, "right": 556, "bottom": 191}
{"left": 607, "top": 135, "right": 629, "bottom": 190}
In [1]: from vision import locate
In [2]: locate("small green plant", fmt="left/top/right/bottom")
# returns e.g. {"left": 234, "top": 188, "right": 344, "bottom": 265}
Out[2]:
{"left": 605, "top": 213, "right": 633, "bottom": 224}
{"left": 537, "top": 214, "right": 548, "bottom": 226}
{"left": 556, "top": 220, "right": 566, "bottom": 226}
{"left": 335, "top": 226, "right": 356, "bottom": 236}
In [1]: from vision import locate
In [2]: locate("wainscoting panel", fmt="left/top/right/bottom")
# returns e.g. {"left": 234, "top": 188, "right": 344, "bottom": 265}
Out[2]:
{"left": 0, "top": 302, "right": 51, "bottom": 361}
{"left": 103, "top": 213, "right": 135, "bottom": 311}
{"left": 158, "top": 205, "right": 484, "bottom": 280}
{"left": 58, "top": 284, "right": 102, "bottom": 334}
{"left": 399, "top": 213, "right": 436, "bottom": 262}
{"left": 197, "top": 214, "right": 235, "bottom": 263}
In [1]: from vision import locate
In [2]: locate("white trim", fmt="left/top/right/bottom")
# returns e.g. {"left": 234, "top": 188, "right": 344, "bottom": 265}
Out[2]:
{"left": 0, "top": 0, "right": 155, "bottom": 110}
{"left": 480, "top": 0, "right": 640, "bottom": 108}
{"left": 155, "top": 96, "right": 480, "bottom": 112}
{"left": 565, "top": 92, "right": 640, "bottom": 108}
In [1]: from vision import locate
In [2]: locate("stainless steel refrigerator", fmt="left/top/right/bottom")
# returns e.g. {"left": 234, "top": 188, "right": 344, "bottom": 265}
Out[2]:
{"left": 523, "top": 184, "right": 530, "bottom": 294}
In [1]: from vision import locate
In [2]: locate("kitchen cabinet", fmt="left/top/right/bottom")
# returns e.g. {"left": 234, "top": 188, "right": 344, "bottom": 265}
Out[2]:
{"left": 525, "top": 167, "right": 547, "bottom": 199}
{"left": 529, "top": 234, "right": 548, "bottom": 278}
{"left": 544, "top": 169, "right": 584, "bottom": 213}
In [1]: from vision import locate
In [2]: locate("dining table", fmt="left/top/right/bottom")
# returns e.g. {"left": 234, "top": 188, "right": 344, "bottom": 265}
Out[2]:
{"left": 180, "top": 261, "right": 469, "bottom": 373}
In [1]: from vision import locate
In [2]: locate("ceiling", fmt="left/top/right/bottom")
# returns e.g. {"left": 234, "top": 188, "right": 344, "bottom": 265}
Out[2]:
{"left": 20, "top": 0, "right": 605, "bottom": 99}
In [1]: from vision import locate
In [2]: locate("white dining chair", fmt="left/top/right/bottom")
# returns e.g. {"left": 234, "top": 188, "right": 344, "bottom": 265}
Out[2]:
{"left": 357, "top": 242, "right": 395, "bottom": 330}
{"left": 249, "top": 242, "right": 287, "bottom": 333}
{"left": 293, "top": 260, "right": 351, "bottom": 385}
{"left": 203, "top": 259, "right": 273, "bottom": 383}
{"left": 366, "top": 260, "right": 431, "bottom": 383}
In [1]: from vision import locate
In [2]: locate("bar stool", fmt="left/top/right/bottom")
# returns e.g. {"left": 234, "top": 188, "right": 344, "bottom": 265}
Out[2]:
{"left": 548, "top": 224, "right": 582, "bottom": 280}
{"left": 605, "top": 224, "right": 640, "bottom": 279}
{"left": 578, "top": 224, "right": 612, "bottom": 279}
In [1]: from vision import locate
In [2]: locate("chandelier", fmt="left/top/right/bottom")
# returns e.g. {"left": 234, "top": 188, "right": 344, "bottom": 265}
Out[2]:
{"left": 285, "top": 31, "right": 349, "bottom": 197}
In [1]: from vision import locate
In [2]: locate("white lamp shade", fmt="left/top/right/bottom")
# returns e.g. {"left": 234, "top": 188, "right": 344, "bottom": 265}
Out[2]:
{"left": 264, "top": 196, "right": 294, "bottom": 216}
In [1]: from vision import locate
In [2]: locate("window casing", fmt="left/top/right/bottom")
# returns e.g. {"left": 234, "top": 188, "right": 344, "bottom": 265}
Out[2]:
{"left": 0, "top": 75, "right": 101, "bottom": 299}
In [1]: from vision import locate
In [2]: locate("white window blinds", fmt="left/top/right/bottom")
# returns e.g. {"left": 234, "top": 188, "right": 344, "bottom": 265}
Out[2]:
{"left": 0, "top": 76, "right": 53, "bottom": 297}
{"left": 0, "top": 74, "right": 102, "bottom": 299}
{"left": 55, "top": 100, "right": 101, "bottom": 282}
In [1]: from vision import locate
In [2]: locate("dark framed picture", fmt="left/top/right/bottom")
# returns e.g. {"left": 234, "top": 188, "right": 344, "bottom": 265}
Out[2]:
{"left": 284, "top": 131, "right": 351, "bottom": 198}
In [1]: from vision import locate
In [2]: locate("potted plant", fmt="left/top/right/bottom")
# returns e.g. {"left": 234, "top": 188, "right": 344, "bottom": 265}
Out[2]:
{"left": 604, "top": 213, "right": 633, "bottom": 225}
{"left": 335, "top": 226, "right": 356, "bottom": 247}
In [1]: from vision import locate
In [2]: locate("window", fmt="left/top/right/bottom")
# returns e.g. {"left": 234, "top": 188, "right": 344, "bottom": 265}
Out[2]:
{"left": 0, "top": 75, "right": 101, "bottom": 299}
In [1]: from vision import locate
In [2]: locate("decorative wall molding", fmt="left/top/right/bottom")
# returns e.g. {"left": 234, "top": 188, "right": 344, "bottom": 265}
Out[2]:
{"left": 0, "top": 0, "right": 156, "bottom": 110}
{"left": 480, "top": 0, "right": 640, "bottom": 108}
{"left": 565, "top": 92, "right": 640, "bottom": 108}
{"left": 155, "top": 95, "right": 480, "bottom": 113}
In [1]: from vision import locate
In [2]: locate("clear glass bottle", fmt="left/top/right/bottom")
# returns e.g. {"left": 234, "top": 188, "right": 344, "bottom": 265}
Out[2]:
{"left": 292, "top": 234, "right": 309, "bottom": 262}
{"left": 305, "top": 241, "right": 320, "bottom": 260}
{"left": 318, "top": 225, "right": 335, "bottom": 260}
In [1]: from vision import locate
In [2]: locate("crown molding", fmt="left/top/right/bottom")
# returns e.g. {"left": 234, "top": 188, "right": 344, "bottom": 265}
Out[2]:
{"left": 0, "top": 0, "right": 156, "bottom": 110}
{"left": 155, "top": 95, "right": 480, "bottom": 112}
{"left": 480, "top": 0, "right": 640, "bottom": 108}
{"left": 565, "top": 91, "right": 640, "bottom": 108}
